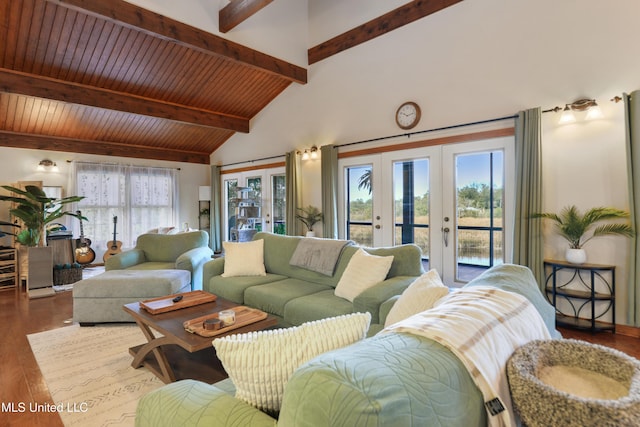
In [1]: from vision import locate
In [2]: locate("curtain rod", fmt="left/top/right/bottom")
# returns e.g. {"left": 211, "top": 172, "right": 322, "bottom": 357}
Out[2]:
{"left": 220, "top": 108, "right": 560, "bottom": 167}
{"left": 220, "top": 153, "right": 286, "bottom": 168}
{"left": 335, "top": 114, "right": 519, "bottom": 149}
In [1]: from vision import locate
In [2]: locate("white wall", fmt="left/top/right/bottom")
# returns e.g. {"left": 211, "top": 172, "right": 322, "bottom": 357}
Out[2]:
{"left": 541, "top": 102, "right": 630, "bottom": 325}
{"left": 49, "top": 0, "right": 639, "bottom": 323}
{"left": 211, "top": 0, "right": 640, "bottom": 325}
{"left": 0, "top": 147, "right": 210, "bottom": 247}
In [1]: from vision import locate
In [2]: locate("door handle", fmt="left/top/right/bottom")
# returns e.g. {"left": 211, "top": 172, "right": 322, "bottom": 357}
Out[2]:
{"left": 443, "top": 227, "right": 450, "bottom": 247}
{"left": 375, "top": 224, "right": 381, "bottom": 229}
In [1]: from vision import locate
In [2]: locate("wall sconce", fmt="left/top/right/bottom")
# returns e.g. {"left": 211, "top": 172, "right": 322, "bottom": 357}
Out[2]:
{"left": 37, "top": 159, "right": 59, "bottom": 172}
{"left": 298, "top": 145, "right": 318, "bottom": 161}
{"left": 558, "top": 98, "right": 603, "bottom": 124}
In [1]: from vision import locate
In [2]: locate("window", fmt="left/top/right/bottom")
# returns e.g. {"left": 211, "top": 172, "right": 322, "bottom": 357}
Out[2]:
{"left": 75, "top": 162, "right": 178, "bottom": 250}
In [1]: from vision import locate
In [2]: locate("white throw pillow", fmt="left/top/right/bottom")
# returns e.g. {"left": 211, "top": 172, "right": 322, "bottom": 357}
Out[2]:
{"left": 334, "top": 248, "right": 394, "bottom": 302}
{"left": 384, "top": 269, "right": 449, "bottom": 327}
{"left": 221, "top": 239, "right": 266, "bottom": 277}
{"left": 212, "top": 312, "right": 371, "bottom": 413}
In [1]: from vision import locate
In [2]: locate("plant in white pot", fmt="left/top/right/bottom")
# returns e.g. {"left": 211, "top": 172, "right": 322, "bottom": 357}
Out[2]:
{"left": 532, "top": 205, "right": 634, "bottom": 264}
{"left": 296, "top": 205, "right": 323, "bottom": 237}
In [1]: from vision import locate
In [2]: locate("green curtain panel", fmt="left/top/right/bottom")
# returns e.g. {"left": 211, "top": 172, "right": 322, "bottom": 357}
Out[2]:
{"left": 513, "top": 107, "right": 544, "bottom": 288}
{"left": 321, "top": 145, "right": 339, "bottom": 239}
{"left": 286, "top": 151, "right": 302, "bottom": 236}
{"left": 211, "top": 165, "right": 222, "bottom": 253}
{"left": 624, "top": 91, "right": 640, "bottom": 327}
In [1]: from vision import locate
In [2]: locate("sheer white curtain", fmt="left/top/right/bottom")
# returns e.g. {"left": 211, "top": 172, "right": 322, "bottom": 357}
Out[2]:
{"left": 74, "top": 162, "right": 179, "bottom": 252}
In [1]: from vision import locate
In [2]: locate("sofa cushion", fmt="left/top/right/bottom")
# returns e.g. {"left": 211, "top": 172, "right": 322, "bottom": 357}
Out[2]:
{"left": 283, "top": 289, "right": 355, "bottom": 326}
{"left": 244, "top": 278, "right": 331, "bottom": 317}
{"left": 125, "top": 261, "right": 176, "bottom": 271}
{"left": 384, "top": 269, "right": 449, "bottom": 327}
{"left": 221, "top": 240, "right": 266, "bottom": 277}
{"left": 463, "top": 263, "right": 559, "bottom": 337}
{"left": 212, "top": 313, "right": 371, "bottom": 414}
{"left": 278, "top": 331, "right": 485, "bottom": 427}
{"left": 137, "top": 231, "right": 209, "bottom": 262}
{"left": 208, "top": 273, "right": 287, "bottom": 304}
{"left": 135, "top": 379, "right": 275, "bottom": 427}
{"left": 334, "top": 248, "right": 394, "bottom": 302}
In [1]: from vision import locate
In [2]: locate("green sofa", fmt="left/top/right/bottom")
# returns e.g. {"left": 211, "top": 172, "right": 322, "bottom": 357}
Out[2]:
{"left": 105, "top": 230, "right": 213, "bottom": 290}
{"left": 136, "top": 264, "right": 559, "bottom": 427}
{"left": 201, "top": 232, "right": 425, "bottom": 334}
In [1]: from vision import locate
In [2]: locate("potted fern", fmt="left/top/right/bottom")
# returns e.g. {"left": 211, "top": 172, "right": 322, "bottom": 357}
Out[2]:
{"left": 532, "top": 205, "right": 634, "bottom": 264}
{"left": 296, "top": 205, "right": 323, "bottom": 237}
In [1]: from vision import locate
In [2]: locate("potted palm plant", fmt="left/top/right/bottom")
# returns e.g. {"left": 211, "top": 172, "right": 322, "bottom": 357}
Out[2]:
{"left": 532, "top": 205, "right": 634, "bottom": 264}
{"left": 0, "top": 185, "right": 85, "bottom": 295}
{"left": 296, "top": 205, "right": 323, "bottom": 237}
{"left": 0, "top": 185, "right": 85, "bottom": 247}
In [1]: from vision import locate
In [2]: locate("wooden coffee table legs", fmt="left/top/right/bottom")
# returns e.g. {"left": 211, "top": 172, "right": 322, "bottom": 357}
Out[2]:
{"left": 129, "top": 319, "right": 178, "bottom": 384}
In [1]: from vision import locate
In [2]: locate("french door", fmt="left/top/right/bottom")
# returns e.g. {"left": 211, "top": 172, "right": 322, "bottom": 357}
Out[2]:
{"left": 222, "top": 167, "right": 286, "bottom": 241}
{"left": 338, "top": 136, "right": 514, "bottom": 286}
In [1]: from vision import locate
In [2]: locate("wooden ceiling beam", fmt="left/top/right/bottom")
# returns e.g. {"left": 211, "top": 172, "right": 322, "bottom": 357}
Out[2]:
{"left": 0, "top": 68, "right": 249, "bottom": 133}
{"left": 308, "top": 0, "right": 463, "bottom": 65}
{"left": 0, "top": 131, "right": 211, "bottom": 164}
{"left": 220, "top": 0, "right": 274, "bottom": 33}
{"left": 47, "top": 0, "right": 307, "bottom": 84}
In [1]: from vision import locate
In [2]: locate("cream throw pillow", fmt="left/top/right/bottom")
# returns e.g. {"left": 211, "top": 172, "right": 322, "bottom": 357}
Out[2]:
{"left": 334, "top": 248, "right": 394, "bottom": 302}
{"left": 221, "top": 239, "right": 266, "bottom": 277}
{"left": 384, "top": 269, "right": 449, "bottom": 327}
{"left": 213, "top": 312, "right": 371, "bottom": 413}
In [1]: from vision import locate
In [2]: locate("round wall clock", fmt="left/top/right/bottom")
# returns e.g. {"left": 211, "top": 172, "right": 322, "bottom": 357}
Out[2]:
{"left": 395, "top": 101, "right": 421, "bottom": 130}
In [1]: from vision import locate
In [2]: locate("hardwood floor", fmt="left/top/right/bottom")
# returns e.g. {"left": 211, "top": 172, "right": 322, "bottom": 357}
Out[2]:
{"left": 0, "top": 285, "right": 638, "bottom": 427}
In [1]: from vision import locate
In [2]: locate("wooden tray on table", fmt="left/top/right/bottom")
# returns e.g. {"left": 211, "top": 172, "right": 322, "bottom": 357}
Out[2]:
{"left": 183, "top": 306, "right": 268, "bottom": 337}
{"left": 139, "top": 290, "right": 217, "bottom": 314}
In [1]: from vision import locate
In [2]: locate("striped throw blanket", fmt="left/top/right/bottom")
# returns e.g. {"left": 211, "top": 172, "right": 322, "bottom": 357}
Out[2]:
{"left": 381, "top": 286, "right": 552, "bottom": 427}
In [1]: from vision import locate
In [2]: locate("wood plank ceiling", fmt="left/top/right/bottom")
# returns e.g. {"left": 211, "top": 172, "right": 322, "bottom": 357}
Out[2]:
{"left": 0, "top": 0, "right": 460, "bottom": 165}
{"left": 0, "top": 0, "right": 307, "bottom": 164}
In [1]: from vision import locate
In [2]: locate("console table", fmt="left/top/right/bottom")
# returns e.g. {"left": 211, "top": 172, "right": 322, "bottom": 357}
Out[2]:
{"left": 543, "top": 259, "right": 615, "bottom": 333}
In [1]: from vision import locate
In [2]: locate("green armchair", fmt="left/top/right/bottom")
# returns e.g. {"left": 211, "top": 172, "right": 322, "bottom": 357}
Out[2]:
{"left": 105, "top": 230, "right": 213, "bottom": 290}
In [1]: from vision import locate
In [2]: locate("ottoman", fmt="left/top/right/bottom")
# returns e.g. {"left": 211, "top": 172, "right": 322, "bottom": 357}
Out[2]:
{"left": 73, "top": 269, "right": 191, "bottom": 325}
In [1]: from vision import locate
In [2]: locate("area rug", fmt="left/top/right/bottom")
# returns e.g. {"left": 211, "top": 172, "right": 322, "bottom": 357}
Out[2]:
{"left": 27, "top": 324, "right": 163, "bottom": 427}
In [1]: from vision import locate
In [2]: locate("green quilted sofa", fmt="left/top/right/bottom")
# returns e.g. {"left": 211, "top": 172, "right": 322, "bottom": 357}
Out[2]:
{"left": 105, "top": 230, "right": 213, "bottom": 290}
{"left": 201, "top": 231, "right": 425, "bottom": 334}
{"left": 135, "top": 264, "right": 559, "bottom": 427}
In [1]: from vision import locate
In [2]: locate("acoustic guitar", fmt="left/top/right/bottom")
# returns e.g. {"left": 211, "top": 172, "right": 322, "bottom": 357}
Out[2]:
{"left": 103, "top": 216, "right": 123, "bottom": 262}
{"left": 74, "top": 210, "right": 96, "bottom": 265}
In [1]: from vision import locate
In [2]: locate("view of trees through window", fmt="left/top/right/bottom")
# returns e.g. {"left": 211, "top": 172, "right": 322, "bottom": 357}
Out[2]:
{"left": 346, "top": 151, "right": 504, "bottom": 268}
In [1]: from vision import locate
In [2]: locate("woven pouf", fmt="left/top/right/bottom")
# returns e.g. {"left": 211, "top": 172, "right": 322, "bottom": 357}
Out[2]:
{"left": 507, "top": 339, "right": 640, "bottom": 427}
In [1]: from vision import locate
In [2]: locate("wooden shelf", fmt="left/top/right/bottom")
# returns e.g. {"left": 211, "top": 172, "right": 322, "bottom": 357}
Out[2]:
{"left": 544, "top": 260, "right": 615, "bottom": 333}
{"left": 556, "top": 314, "right": 615, "bottom": 332}
{"left": 0, "top": 248, "right": 17, "bottom": 291}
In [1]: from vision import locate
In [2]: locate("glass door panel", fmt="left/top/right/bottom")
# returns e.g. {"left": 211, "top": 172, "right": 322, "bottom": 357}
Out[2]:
{"left": 345, "top": 165, "right": 374, "bottom": 246}
{"left": 245, "top": 176, "right": 263, "bottom": 232}
{"left": 455, "top": 151, "right": 504, "bottom": 279}
{"left": 392, "top": 158, "right": 430, "bottom": 262}
{"left": 224, "top": 178, "right": 238, "bottom": 241}
{"left": 271, "top": 174, "right": 286, "bottom": 234}
{"left": 442, "top": 137, "right": 514, "bottom": 286}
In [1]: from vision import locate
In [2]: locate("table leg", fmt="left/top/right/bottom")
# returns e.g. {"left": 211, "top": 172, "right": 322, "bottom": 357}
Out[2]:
{"left": 131, "top": 319, "right": 177, "bottom": 383}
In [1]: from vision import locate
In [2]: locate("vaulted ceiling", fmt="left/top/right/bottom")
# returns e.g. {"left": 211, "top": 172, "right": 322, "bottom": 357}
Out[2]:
{"left": 0, "top": 0, "right": 459, "bottom": 164}
{"left": 0, "top": 0, "right": 307, "bottom": 164}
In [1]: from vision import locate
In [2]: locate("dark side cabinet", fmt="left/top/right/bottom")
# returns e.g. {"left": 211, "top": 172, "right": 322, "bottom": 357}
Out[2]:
{"left": 544, "top": 259, "right": 615, "bottom": 333}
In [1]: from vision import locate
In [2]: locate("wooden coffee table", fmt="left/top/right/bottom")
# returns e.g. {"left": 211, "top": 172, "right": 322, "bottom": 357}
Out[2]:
{"left": 123, "top": 294, "right": 277, "bottom": 384}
